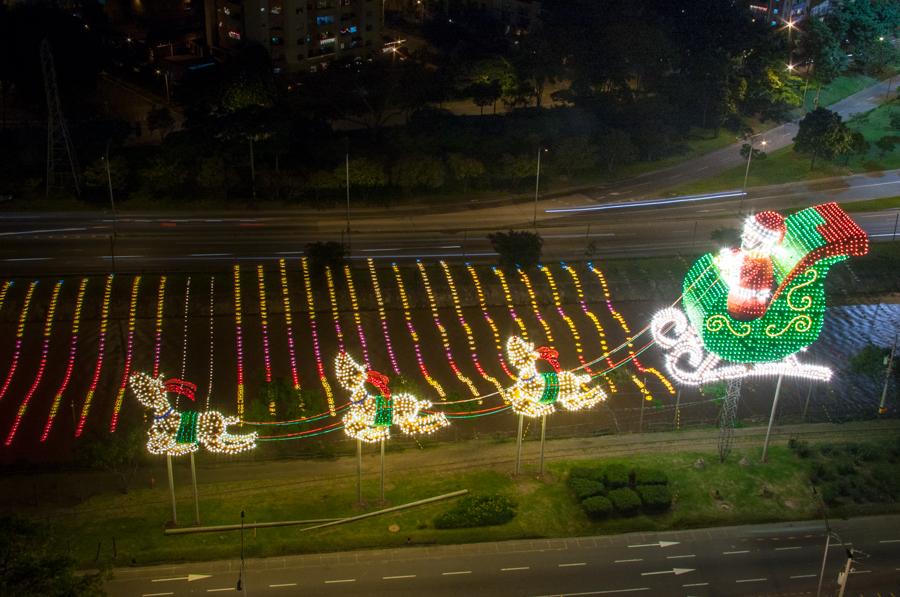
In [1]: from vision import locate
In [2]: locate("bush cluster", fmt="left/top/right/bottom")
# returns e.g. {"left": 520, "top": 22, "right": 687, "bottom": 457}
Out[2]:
{"left": 568, "top": 463, "right": 672, "bottom": 519}
{"left": 434, "top": 494, "right": 517, "bottom": 529}
{"left": 801, "top": 442, "right": 900, "bottom": 509}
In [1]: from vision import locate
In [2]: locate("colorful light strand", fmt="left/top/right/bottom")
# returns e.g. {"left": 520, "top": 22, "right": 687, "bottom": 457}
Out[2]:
{"left": 417, "top": 260, "right": 479, "bottom": 395}
{"left": 256, "top": 266, "right": 273, "bottom": 388}
{"left": 324, "top": 265, "right": 345, "bottom": 353}
{"left": 562, "top": 263, "right": 616, "bottom": 391}
{"left": 41, "top": 278, "right": 87, "bottom": 442}
{"left": 277, "top": 259, "right": 301, "bottom": 390}
{"left": 206, "top": 275, "right": 215, "bottom": 410}
{"left": 75, "top": 274, "right": 114, "bottom": 437}
{"left": 0, "top": 281, "right": 11, "bottom": 312}
{"left": 466, "top": 264, "right": 514, "bottom": 380}
{"left": 539, "top": 264, "right": 587, "bottom": 369}
{"left": 516, "top": 266, "right": 555, "bottom": 344}
{"left": 440, "top": 261, "right": 503, "bottom": 391}
{"left": 300, "top": 257, "right": 335, "bottom": 414}
{"left": 343, "top": 265, "right": 370, "bottom": 368}
{"left": 176, "top": 276, "right": 191, "bottom": 410}
{"left": 367, "top": 259, "right": 401, "bottom": 374}
{"left": 491, "top": 267, "right": 529, "bottom": 339}
{"left": 5, "top": 280, "right": 62, "bottom": 445}
{"left": 233, "top": 265, "right": 245, "bottom": 417}
{"left": 391, "top": 263, "right": 446, "bottom": 398}
{"left": 0, "top": 280, "right": 37, "bottom": 403}
{"left": 152, "top": 276, "right": 167, "bottom": 377}
{"left": 110, "top": 275, "right": 142, "bottom": 432}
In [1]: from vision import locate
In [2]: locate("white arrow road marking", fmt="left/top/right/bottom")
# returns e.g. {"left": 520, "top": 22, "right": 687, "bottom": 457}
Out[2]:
{"left": 152, "top": 574, "right": 212, "bottom": 583}
{"left": 641, "top": 568, "right": 694, "bottom": 577}
{"left": 628, "top": 541, "right": 679, "bottom": 548}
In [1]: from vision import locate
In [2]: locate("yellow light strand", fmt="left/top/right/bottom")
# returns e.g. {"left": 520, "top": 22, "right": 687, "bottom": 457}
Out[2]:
{"left": 233, "top": 265, "right": 245, "bottom": 417}
{"left": 563, "top": 264, "right": 616, "bottom": 392}
{"left": 539, "top": 264, "right": 586, "bottom": 368}
{"left": 391, "top": 263, "right": 446, "bottom": 397}
{"left": 343, "top": 264, "right": 370, "bottom": 368}
{"left": 367, "top": 259, "right": 401, "bottom": 374}
{"left": 277, "top": 259, "right": 300, "bottom": 390}
{"left": 76, "top": 274, "right": 114, "bottom": 437}
{"left": 466, "top": 264, "right": 515, "bottom": 380}
{"left": 517, "top": 267, "right": 555, "bottom": 343}
{"left": 300, "top": 257, "right": 335, "bottom": 414}
{"left": 110, "top": 275, "right": 142, "bottom": 430}
{"left": 492, "top": 267, "right": 529, "bottom": 338}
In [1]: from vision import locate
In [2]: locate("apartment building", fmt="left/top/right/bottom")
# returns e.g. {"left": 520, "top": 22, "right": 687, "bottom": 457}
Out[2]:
{"left": 205, "top": 0, "right": 383, "bottom": 72}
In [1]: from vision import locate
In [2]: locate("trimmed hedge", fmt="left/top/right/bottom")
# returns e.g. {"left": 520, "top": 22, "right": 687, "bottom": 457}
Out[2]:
{"left": 569, "top": 465, "right": 605, "bottom": 482}
{"left": 637, "top": 485, "right": 673, "bottom": 512}
{"left": 607, "top": 488, "right": 641, "bottom": 516}
{"left": 582, "top": 496, "right": 613, "bottom": 520}
{"left": 568, "top": 477, "right": 605, "bottom": 500}
{"left": 634, "top": 468, "right": 668, "bottom": 486}
{"left": 604, "top": 464, "right": 629, "bottom": 489}
{"left": 434, "top": 494, "right": 516, "bottom": 529}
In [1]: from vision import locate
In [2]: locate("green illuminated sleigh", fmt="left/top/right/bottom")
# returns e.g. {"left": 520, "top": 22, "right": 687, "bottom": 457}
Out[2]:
{"left": 682, "top": 203, "right": 868, "bottom": 363}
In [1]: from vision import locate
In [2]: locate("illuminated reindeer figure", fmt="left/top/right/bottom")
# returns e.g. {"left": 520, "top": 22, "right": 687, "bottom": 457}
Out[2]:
{"left": 335, "top": 352, "right": 449, "bottom": 442}
{"left": 129, "top": 372, "right": 257, "bottom": 455}
{"left": 501, "top": 336, "right": 606, "bottom": 417}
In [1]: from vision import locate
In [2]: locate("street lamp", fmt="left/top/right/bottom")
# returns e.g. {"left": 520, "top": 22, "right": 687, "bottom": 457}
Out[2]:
{"left": 741, "top": 136, "right": 766, "bottom": 213}
{"left": 533, "top": 147, "right": 548, "bottom": 228}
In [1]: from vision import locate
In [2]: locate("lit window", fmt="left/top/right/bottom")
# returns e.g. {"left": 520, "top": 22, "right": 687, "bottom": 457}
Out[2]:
{"left": 227, "top": 30, "right": 241, "bottom": 40}
{"left": 317, "top": 15, "right": 335, "bottom": 25}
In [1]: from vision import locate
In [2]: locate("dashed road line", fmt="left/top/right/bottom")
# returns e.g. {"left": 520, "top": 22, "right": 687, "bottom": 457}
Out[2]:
{"left": 442, "top": 571, "right": 472, "bottom": 576}
{"left": 324, "top": 579, "right": 356, "bottom": 584}
{"left": 533, "top": 589, "right": 650, "bottom": 596}
{"left": 682, "top": 583, "right": 709, "bottom": 588}
{"left": 775, "top": 546, "right": 801, "bottom": 551}
{"left": 850, "top": 569, "right": 871, "bottom": 574}
{"left": 723, "top": 550, "right": 749, "bottom": 555}
{"left": 559, "top": 562, "right": 587, "bottom": 567}
{"left": 735, "top": 578, "right": 767, "bottom": 583}
{"left": 206, "top": 589, "right": 234, "bottom": 593}
{"left": 383, "top": 575, "right": 416, "bottom": 580}
{"left": 879, "top": 539, "right": 900, "bottom": 544}
{"left": 269, "top": 583, "right": 297, "bottom": 588}
{"left": 666, "top": 554, "right": 696, "bottom": 559}
{"left": 143, "top": 593, "right": 174, "bottom": 597}
{"left": 615, "top": 559, "right": 643, "bottom": 563}
{"left": 502, "top": 566, "right": 530, "bottom": 571}
{"left": 790, "top": 574, "right": 817, "bottom": 579}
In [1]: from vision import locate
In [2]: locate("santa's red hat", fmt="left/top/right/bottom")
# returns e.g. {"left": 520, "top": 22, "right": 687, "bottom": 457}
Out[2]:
{"left": 745, "top": 211, "right": 786, "bottom": 247}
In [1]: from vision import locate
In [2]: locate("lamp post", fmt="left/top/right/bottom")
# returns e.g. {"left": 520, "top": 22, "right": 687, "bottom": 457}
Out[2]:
{"left": 741, "top": 136, "right": 766, "bottom": 214}
{"left": 533, "top": 147, "right": 547, "bottom": 228}
{"left": 103, "top": 139, "right": 117, "bottom": 276}
{"left": 345, "top": 151, "right": 351, "bottom": 252}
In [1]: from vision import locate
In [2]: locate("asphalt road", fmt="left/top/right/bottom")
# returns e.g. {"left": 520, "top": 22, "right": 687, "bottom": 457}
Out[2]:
{"left": 106, "top": 515, "right": 900, "bottom": 596}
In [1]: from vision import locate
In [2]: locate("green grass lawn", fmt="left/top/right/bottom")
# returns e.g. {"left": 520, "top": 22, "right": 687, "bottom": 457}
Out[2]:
{"left": 48, "top": 446, "right": 827, "bottom": 568}
{"left": 842, "top": 195, "right": 900, "bottom": 212}
{"left": 671, "top": 99, "right": 900, "bottom": 196}
{"left": 802, "top": 73, "right": 881, "bottom": 113}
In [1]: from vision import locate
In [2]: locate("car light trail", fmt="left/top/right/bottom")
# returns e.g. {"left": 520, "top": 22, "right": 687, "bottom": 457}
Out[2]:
{"left": 300, "top": 257, "right": 335, "bottom": 414}
{"left": 75, "top": 274, "right": 114, "bottom": 437}
{"left": 110, "top": 275, "right": 142, "bottom": 432}
{"left": 545, "top": 190, "right": 746, "bottom": 213}
{"left": 391, "top": 263, "right": 445, "bottom": 397}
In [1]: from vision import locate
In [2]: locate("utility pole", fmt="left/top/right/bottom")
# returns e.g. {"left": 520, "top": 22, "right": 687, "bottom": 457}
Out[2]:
{"left": 104, "top": 139, "right": 117, "bottom": 276}
{"left": 532, "top": 147, "right": 545, "bottom": 228}
{"left": 878, "top": 336, "right": 897, "bottom": 415}
{"left": 166, "top": 455, "right": 177, "bottom": 526}
{"left": 42, "top": 39, "right": 81, "bottom": 198}
{"left": 761, "top": 374, "right": 784, "bottom": 463}
{"left": 514, "top": 414, "right": 524, "bottom": 476}
{"left": 836, "top": 548, "right": 857, "bottom": 597}
{"left": 345, "top": 151, "right": 351, "bottom": 253}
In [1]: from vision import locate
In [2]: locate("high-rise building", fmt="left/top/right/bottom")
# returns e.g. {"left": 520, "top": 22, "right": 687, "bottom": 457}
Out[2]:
{"left": 205, "top": 0, "right": 383, "bottom": 72}
{"left": 750, "top": 0, "right": 830, "bottom": 28}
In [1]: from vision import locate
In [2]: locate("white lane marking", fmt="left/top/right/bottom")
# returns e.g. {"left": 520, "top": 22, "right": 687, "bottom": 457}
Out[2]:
{"left": 143, "top": 593, "right": 174, "bottom": 597}
{"left": 879, "top": 539, "right": 900, "bottom": 543}
{"left": 189, "top": 253, "right": 231, "bottom": 257}
{"left": 502, "top": 566, "right": 530, "bottom": 571}
{"left": 442, "top": 571, "right": 472, "bottom": 576}
{"left": 324, "top": 579, "right": 356, "bottom": 584}
{"left": 723, "top": 550, "right": 749, "bottom": 555}
{"left": 775, "top": 546, "right": 801, "bottom": 551}
{"left": 682, "top": 583, "right": 709, "bottom": 587}
{"left": 275, "top": 251, "right": 304, "bottom": 255}
{"left": 2, "top": 257, "right": 52, "bottom": 262}
{"left": 0, "top": 227, "right": 87, "bottom": 237}
{"left": 383, "top": 575, "right": 416, "bottom": 580}
{"left": 735, "top": 578, "right": 767, "bottom": 583}
{"left": 666, "top": 554, "right": 696, "bottom": 559}
{"left": 532, "top": 588, "right": 650, "bottom": 596}
{"left": 559, "top": 562, "right": 587, "bottom": 567}
{"left": 101, "top": 255, "right": 144, "bottom": 259}
{"left": 615, "top": 559, "right": 643, "bottom": 563}
{"left": 790, "top": 574, "right": 817, "bottom": 579}
{"left": 850, "top": 569, "right": 871, "bottom": 574}
{"left": 628, "top": 541, "right": 679, "bottom": 548}
{"left": 206, "top": 589, "right": 235, "bottom": 593}
{"left": 269, "top": 583, "right": 297, "bottom": 588}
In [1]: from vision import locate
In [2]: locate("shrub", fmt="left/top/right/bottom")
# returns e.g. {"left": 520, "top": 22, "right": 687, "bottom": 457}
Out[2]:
{"left": 607, "top": 488, "right": 641, "bottom": 516}
{"left": 788, "top": 438, "right": 812, "bottom": 458}
{"left": 634, "top": 468, "right": 668, "bottom": 486}
{"left": 569, "top": 465, "right": 605, "bottom": 482}
{"left": 604, "top": 464, "right": 630, "bottom": 489}
{"left": 637, "top": 485, "right": 673, "bottom": 513}
{"left": 820, "top": 482, "right": 840, "bottom": 506}
{"left": 582, "top": 496, "right": 613, "bottom": 520}
{"left": 434, "top": 494, "right": 516, "bottom": 529}
{"left": 855, "top": 443, "right": 881, "bottom": 462}
{"left": 568, "top": 477, "right": 605, "bottom": 500}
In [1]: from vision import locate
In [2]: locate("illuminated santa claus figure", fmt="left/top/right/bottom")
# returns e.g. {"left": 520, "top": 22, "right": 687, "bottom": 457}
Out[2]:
{"left": 718, "top": 210, "right": 787, "bottom": 321}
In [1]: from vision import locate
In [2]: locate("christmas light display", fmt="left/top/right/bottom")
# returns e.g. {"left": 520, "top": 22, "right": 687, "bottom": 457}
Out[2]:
{"left": 256, "top": 266, "right": 273, "bottom": 394}
{"left": 153, "top": 276, "right": 167, "bottom": 377}
{"left": 41, "top": 278, "right": 87, "bottom": 442}
{"left": 324, "top": 266, "right": 345, "bottom": 352}
{"left": 233, "top": 265, "right": 245, "bottom": 416}
{"left": 130, "top": 372, "right": 257, "bottom": 455}
{"left": 300, "top": 257, "right": 335, "bottom": 414}
{"left": 492, "top": 267, "right": 529, "bottom": 338}
{"left": 343, "top": 265, "right": 370, "bottom": 368}
{"left": 0, "top": 280, "right": 37, "bottom": 403}
{"left": 417, "top": 260, "right": 479, "bottom": 395}
{"left": 562, "top": 263, "right": 616, "bottom": 391}
{"left": 75, "top": 274, "right": 114, "bottom": 437}
{"left": 110, "top": 275, "right": 142, "bottom": 432}
{"left": 175, "top": 277, "right": 191, "bottom": 410}
{"left": 0, "top": 281, "right": 11, "bottom": 313}
{"left": 440, "top": 261, "right": 503, "bottom": 391}
{"left": 278, "top": 259, "right": 301, "bottom": 390}
{"left": 5, "top": 280, "right": 62, "bottom": 445}
{"left": 539, "top": 265, "right": 587, "bottom": 371}
{"left": 391, "top": 263, "right": 446, "bottom": 397}
{"left": 335, "top": 352, "right": 449, "bottom": 442}
{"left": 466, "top": 264, "right": 514, "bottom": 379}
{"left": 206, "top": 276, "right": 215, "bottom": 410}
{"left": 651, "top": 203, "right": 866, "bottom": 384}
{"left": 367, "top": 259, "right": 400, "bottom": 374}
{"left": 517, "top": 267, "right": 555, "bottom": 343}
{"left": 501, "top": 336, "right": 605, "bottom": 417}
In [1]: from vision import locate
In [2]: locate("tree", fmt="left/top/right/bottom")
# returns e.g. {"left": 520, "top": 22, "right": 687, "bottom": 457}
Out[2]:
{"left": 392, "top": 155, "right": 446, "bottom": 191}
{"left": 739, "top": 143, "right": 768, "bottom": 162}
{"left": 334, "top": 157, "right": 387, "bottom": 201}
{"left": 447, "top": 153, "right": 485, "bottom": 193}
{"left": 138, "top": 156, "right": 189, "bottom": 197}
{"left": 858, "top": 38, "right": 899, "bottom": 77}
{"left": 196, "top": 156, "right": 238, "bottom": 200}
{"left": 801, "top": 18, "right": 847, "bottom": 84}
{"left": 552, "top": 137, "right": 599, "bottom": 177}
{"left": 488, "top": 230, "right": 543, "bottom": 271}
{"left": 77, "top": 426, "right": 144, "bottom": 494}
{"left": 146, "top": 106, "right": 175, "bottom": 141}
{"left": 850, "top": 344, "right": 898, "bottom": 387}
{"left": 469, "top": 81, "right": 501, "bottom": 115}
{"left": 875, "top": 135, "right": 899, "bottom": 155}
{"left": 793, "top": 107, "right": 854, "bottom": 169}
{"left": 83, "top": 156, "right": 128, "bottom": 193}
{"left": 0, "top": 516, "right": 105, "bottom": 596}
{"left": 497, "top": 153, "right": 534, "bottom": 187}
{"left": 844, "top": 131, "right": 869, "bottom": 164}
{"left": 595, "top": 129, "right": 638, "bottom": 173}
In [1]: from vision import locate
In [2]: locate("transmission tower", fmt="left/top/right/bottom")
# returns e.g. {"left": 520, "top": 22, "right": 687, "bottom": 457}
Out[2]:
{"left": 41, "top": 39, "right": 81, "bottom": 198}
{"left": 718, "top": 378, "right": 742, "bottom": 462}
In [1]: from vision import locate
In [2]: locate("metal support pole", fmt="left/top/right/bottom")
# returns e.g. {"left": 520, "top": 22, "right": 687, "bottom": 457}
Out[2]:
{"left": 380, "top": 440, "right": 385, "bottom": 503}
{"left": 836, "top": 550, "right": 854, "bottom": 597}
{"left": 356, "top": 439, "right": 362, "bottom": 504}
{"left": 532, "top": 148, "right": 542, "bottom": 228}
{"left": 878, "top": 336, "right": 897, "bottom": 415}
{"left": 345, "top": 152, "right": 351, "bottom": 252}
{"left": 190, "top": 452, "right": 200, "bottom": 525}
{"left": 538, "top": 415, "right": 547, "bottom": 477}
{"left": 674, "top": 389, "right": 682, "bottom": 430}
{"left": 514, "top": 414, "right": 524, "bottom": 476}
{"left": 816, "top": 531, "right": 831, "bottom": 597}
{"left": 166, "top": 455, "right": 177, "bottom": 526}
{"left": 638, "top": 396, "right": 645, "bottom": 433}
{"left": 761, "top": 374, "right": 784, "bottom": 463}
{"left": 802, "top": 380, "right": 813, "bottom": 423}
